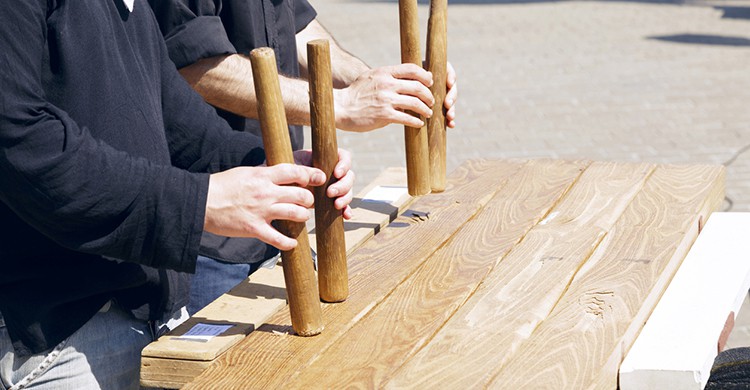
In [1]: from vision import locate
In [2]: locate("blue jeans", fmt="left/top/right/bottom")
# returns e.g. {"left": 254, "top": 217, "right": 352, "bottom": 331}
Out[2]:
{"left": 706, "top": 347, "right": 750, "bottom": 389}
{"left": 0, "top": 302, "right": 152, "bottom": 390}
{"left": 187, "top": 255, "right": 263, "bottom": 316}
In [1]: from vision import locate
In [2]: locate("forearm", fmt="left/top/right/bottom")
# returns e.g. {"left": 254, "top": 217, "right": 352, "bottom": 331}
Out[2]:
{"left": 178, "top": 54, "right": 312, "bottom": 126}
{"left": 296, "top": 20, "right": 370, "bottom": 88}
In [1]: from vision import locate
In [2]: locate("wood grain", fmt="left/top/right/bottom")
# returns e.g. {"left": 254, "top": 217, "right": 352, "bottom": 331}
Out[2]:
{"left": 287, "top": 159, "right": 589, "bottom": 388}
{"left": 141, "top": 168, "right": 413, "bottom": 389}
{"left": 425, "top": 0, "right": 448, "bottom": 192}
{"left": 487, "top": 164, "right": 725, "bottom": 389}
{"left": 309, "top": 167, "right": 414, "bottom": 256}
{"left": 250, "top": 47, "right": 322, "bottom": 336}
{"left": 398, "top": 0, "right": 431, "bottom": 196}
{"left": 141, "top": 265, "right": 286, "bottom": 361}
{"left": 308, "top": 39, "right": 348, "bottom": 303}
{"left": 386, "top": 161, "right": 656, "bottom": 389}
{"left": 175, "top": 160, "right": 725, "bottom": 390}
{"left": 183, "top": 159, "right": 526, "bottom": 389}
{"left": 140, "top": 358, "right": 212, "bottom": 389}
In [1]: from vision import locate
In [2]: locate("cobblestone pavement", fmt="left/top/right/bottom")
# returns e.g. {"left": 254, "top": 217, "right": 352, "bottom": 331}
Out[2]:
{"left": 307, "top": 0, "right": 750, "bottom": 349}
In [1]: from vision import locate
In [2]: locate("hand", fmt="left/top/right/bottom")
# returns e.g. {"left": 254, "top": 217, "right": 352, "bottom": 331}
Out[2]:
{"left": 333, "top": 63, "right": 434, "bottom": 132}
{"left": 294, "top": 149, "right": 355, "bottom": 220}
{"left": 445, "top": 61, "right": 458, "bottom": 128}
{"left": 204, "top": 164, "right": 326, "bottom": 250}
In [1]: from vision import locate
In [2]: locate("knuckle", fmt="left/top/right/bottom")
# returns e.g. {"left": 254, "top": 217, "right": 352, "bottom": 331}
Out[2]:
{"left": 270, "top": 234, "right": 285, "bottom": 248}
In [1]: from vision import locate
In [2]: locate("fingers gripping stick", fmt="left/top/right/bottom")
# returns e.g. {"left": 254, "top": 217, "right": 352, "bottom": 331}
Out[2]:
{"left": 307, "top": 40, "right": 349, "bottom": 303}
{"left": 399, "top": 0, "right": 431, "bottom": 196}
{"left": 426, "top": 0, "right": 448, "bottom": 192}
{"left": 250, "top": 47, "right": 323, "bottom": 337}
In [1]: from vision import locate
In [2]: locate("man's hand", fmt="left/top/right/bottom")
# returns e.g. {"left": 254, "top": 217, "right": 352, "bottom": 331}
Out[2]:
{"left": 332, "top": 62, "right": 458, "bottom": 132}
{"left": 333, "top": 64, "right": 435, "bottom": 132}
{"left": 204, "top": 149, "right": 355, "bottom": 250}
{"left": 445, "top": 61, "right": 458, "bottom": 128}
{"left": 293, "top": 148, "right": 355, "bottom": 220}
{"left": 204, "top": 164, "right": 325, "bottom": 250}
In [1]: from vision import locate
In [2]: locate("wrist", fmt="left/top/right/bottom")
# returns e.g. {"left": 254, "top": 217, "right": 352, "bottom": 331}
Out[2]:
{"left": 332, "top": 88, "right": 350, "bottom": 130}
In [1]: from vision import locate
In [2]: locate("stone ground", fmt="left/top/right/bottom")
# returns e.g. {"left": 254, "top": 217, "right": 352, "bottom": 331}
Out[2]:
{"left": 305, "top": 0, "right": 750, "bottom": 348}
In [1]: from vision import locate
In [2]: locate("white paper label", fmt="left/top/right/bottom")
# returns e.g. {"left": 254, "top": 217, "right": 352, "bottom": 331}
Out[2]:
{"left": 173, "top": 323, "right": 233, "bottom": 342}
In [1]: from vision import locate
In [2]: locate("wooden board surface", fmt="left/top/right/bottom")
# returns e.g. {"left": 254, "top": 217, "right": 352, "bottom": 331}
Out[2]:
{"left": 388, "top": 161, "right": 656, "bottom": 388}
{"left": 310, "top": 167, "right": 413, "bottom": 256}
{"left": 140, "top": 167, "right": 414, "bottom": 388}
{"left": 141, "top": 358, "right": 212, "bottom": 389}
{"left": 180, "top": 159, "right": 725, "bottom": 390}
{"left": 288, "top": 159, "right": 589, "bottom": 388}
{"left": 183, "top": 159, "right": 528, "bottom": 389}
{"left": 487, "top": 164, "right": 725, "bottom": 389}
{"left": 620, "top": 212, "right": 750, "bottom": 390}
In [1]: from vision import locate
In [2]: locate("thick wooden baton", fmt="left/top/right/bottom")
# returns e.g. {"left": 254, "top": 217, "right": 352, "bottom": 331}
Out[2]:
{"left": 249, "top": 47, "right": 323, "bottom": 337}
{"left": 426, "top": 0, "right": 448, "bottom": 192}
{"left": 307, "top": 40, "right": 348, "bottom": 303}
{"left": 398, "top": 0, "right": 431, "bottom": 196}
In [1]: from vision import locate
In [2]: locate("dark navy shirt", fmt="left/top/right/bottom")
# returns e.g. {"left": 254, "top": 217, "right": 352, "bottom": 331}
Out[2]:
{"left": 0, "top": 0, "right": 265, "bottom": 354}
{"left": 149, "top": 0, "right": 317, "bottom": 264}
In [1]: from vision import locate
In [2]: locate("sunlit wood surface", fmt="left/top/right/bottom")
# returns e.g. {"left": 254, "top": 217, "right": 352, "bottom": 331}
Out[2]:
{"left": 184, "top": 159, "right": 724, "bottom": 390}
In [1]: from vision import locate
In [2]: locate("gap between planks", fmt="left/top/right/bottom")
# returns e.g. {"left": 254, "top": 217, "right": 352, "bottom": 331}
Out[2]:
{"left": 140, "top": 167, "right": 415, "bottom": 388}
{"left": 183, "top": 159, "right": 532, "bottom": 389}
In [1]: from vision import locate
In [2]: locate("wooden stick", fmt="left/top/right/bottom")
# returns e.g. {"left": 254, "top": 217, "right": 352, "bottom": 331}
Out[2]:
{"left": 249, "top": 47, "right": 323, "bottom": 337}
{"left": 399, "top": 0, "right": 431, "bottom": 196}
{"left": 426, "top": 0, "right": 448, "bottom": 192}
{"left": 307, "top": 40, "right": 348, "bottom": 303}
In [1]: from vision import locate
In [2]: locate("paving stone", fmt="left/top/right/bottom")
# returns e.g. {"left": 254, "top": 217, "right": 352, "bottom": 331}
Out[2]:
{"left": 306, "top": 0, "right": 750, "bottom": 348}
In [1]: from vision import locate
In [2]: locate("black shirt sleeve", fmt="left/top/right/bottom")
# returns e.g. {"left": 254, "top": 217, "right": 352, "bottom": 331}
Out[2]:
{"left": 148, "top": 0, "right": 237, "bottom": 68}
{"left": 158, "top": 49, "right": 267, "bottom": 174}
{"left": 294, "top": 0, "right": 317, "bottom": 33}
{"left": 0, "top": 0, "right": 200, "bottom": 271}
{"left": 0, "top": 0, "right": 263, "bottom": 272}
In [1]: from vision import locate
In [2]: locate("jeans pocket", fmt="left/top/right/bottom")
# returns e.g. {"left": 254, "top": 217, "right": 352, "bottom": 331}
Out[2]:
{"left": 7, "top": 337, "right": 69, "bottom": 390}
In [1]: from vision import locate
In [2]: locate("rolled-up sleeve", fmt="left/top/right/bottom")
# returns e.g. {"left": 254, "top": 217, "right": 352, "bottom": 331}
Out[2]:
{"left": 294, "top": 0, "right": 317, "bottom": 33}
{"left": 149, "top": 0, "right": 236, "bottom": 68}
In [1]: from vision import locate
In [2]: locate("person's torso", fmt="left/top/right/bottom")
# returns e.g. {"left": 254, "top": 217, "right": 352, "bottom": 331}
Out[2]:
{"left": 0, "top": 0, "right": 183, "bottom": 354}
{"left": 43, "top": 0, "right": 172, "bottom": 162}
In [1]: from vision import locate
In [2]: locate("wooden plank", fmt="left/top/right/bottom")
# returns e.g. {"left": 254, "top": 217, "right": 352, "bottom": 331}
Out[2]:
{"left": 386, "top": 161, "right": 656, "bottom": 389}
{"left": 287, "top": 159, "right": 589, "bottom": 388}
{"left": 183, "top": 159, "right": 527, "bottom": 389}
{"left": 486, "top": 164, "right": 725, "bottom": 389}
{"left": 620, "top": 212, "right": 750, "bottom": 390}
{"left": 141, "top": 264, "right": 287, "bottom": 361}
{"left": 140, "top": 357, "right": 212, "bottom": 389}
{"left": 310, "top": 167, "right": 414, "bottom": 256}
{"left": 141, "top": 167, "right": 413, "bottom": 388}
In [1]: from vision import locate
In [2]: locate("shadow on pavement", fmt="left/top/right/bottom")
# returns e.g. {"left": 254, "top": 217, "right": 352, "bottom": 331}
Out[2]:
{"left": 649, "top": 33, "right": 750, "bottom": 47}
{"left": 716, "top": 6, "right": 750, "bottom": 20}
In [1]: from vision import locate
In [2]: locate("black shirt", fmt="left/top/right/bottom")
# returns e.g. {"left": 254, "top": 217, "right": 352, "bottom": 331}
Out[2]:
{"left": 149, "top": 0, "right": 317, "bottom": 264}
{"left": 0, "top": 0, "right": 265, "bottom": 354}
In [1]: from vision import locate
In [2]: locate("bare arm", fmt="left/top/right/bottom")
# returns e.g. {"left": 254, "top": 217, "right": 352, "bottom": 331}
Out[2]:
{"left": 296, "top": 19, "right": 458, "bottom": 131}
{"left": 178, "top": 18, "right": 451, "bottom": 133}
{"left": 296, "top": 19, "right": 370, "bottom": 88}
{"left": 178, "top": 54, "right": 313, "bottom": 127}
